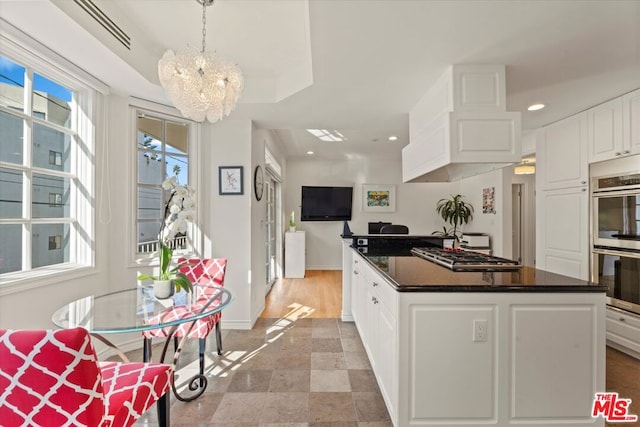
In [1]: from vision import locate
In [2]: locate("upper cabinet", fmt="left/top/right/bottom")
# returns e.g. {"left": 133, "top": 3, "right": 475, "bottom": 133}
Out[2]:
{"left": 402, "top": 65, "right": 521, "bottom": 182}
{"left": 624, "top": 89, "right": 640, "bottom": 155}
{"left": 536, "top": 111, "right": 588, "bottom": 190}
{"left": 588, "top": 89, "right": 640, "bottom": 164}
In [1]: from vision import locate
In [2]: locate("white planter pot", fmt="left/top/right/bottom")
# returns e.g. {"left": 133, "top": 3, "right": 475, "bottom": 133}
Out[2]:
{"left": 153, "top": 280, "right": 175, "bottom": 299}
{"left": 289, "top": 226, "right": 296, "bottom": 232}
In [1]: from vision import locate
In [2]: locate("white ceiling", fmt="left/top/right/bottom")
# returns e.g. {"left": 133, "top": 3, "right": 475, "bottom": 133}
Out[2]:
{"left": 2, "top": 0, "right": 639, "bottom": 161}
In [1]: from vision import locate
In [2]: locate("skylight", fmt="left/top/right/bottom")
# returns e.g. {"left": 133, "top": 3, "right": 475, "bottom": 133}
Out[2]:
{"left": 306, "top": 129, "right": 346, "bottom": 142}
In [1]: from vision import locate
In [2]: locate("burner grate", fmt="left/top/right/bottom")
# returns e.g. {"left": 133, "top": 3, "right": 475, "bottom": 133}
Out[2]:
{"left": 411, "top": 247, "right": 521, "bottom": 271}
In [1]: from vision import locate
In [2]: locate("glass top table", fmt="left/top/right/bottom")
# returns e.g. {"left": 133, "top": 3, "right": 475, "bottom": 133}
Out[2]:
{"left": 52, "top": 285, "right": 232, "bottom": 333}
{"left": 51, "top": 285, "right": 232, "bottom": 402}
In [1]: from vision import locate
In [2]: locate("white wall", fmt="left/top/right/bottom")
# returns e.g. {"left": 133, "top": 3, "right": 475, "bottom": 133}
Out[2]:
{"left": 203, "top": 118, "right": 254, "bottom": 329}
{"left": 453, "top": 168, "right": 513, "bottom": 258}
{"left": 285, "top": 157, "right": 455, "bottom": 269}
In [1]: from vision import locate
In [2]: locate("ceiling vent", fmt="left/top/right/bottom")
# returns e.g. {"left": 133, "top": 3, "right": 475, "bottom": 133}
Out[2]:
{"left": 73, "top": 0, "right": 130, "bottom": 50}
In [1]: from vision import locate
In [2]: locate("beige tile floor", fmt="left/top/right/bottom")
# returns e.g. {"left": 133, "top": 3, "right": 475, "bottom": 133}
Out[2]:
{"left": 130, "top": 319, "right": 640, "bottom": 427}
{"left": 134, "top": 317, "right": 391, "bottom": 426}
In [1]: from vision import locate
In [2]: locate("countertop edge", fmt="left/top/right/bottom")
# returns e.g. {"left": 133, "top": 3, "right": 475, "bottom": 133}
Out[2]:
{"left": 355, "top": 249, "right": 608, "bottom": 293}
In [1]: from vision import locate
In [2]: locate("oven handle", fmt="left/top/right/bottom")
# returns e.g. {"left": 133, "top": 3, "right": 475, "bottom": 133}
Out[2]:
{"left": 592, "top": 188, "right": 640, "bottom": 197}
{"left": 592, "top": 246, "right": 640, "bottom": 259}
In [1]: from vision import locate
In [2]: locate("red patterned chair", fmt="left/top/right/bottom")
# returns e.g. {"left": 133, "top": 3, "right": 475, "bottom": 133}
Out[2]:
{"left": 0, "top": 327, "right": 171, "bottom": 427}
{"left": 143, "top": 258, "right": 227, "bottom": 382}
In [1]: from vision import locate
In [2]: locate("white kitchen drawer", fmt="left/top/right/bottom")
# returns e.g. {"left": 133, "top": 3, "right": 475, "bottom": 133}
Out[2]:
{"left": 366, "top": 266, "right": 398, "bottom": 317}
{"left": 606, "top": 307, "right": 640, "bottom": 329}
{"left": 606, "top": 307, "right": 640, "bottom": 356}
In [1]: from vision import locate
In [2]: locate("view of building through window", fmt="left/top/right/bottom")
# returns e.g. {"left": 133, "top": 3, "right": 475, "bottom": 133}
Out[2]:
{"left": 0, "top": 54, "right": 75, "bottom": 274}
{"left": 136, "top": 114, "right": 190, "bottom": 254}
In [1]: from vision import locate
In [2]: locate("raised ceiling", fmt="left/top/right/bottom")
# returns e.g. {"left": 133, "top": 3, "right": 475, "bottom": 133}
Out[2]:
{"left": 1, "top": 0, "right": 639, "bottom": 161}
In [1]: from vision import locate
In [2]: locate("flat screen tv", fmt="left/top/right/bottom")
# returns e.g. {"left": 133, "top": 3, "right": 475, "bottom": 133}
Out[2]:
{"left": 301, "top": 186, "right": 353, "bottom": 221}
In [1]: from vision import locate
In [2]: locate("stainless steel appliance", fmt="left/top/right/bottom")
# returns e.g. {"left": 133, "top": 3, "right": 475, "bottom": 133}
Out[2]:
{"left": 591, "top": 156, "right": 640, "bottom": 316}
{"left": 460, "top": 233, "right": 490, "bottom": 249}
{"left": 591, "top": 164, "right": 640, "bottom": 251}
{"left": 411, "top": 247, "right": 520, "bottom": 271}
{"left": 592, "top": 247, "right": 640, "bottom": 316}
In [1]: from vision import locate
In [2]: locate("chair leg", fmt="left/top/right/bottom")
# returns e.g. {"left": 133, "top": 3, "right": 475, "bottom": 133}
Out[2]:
{"left": 143, "top": 338, "right": 152, "bottom": 362}
{"left": 215, "top": 322, "right": 223, "bottom": 355}
{"left": 157, "top": 391, "right": 170, "bottom": 427}
{"left": 199, "top": 338, "right": 206, "bottom": 387}
{"left": 173, "top": 336, "right": 179, "bottom": 353}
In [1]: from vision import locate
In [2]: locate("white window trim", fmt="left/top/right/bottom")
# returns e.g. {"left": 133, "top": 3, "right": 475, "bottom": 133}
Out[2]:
{"left": 0, "top": 22, "right": 103, "bottom": 294}
{"left": 128, "top": 98, "right": 202, "bottom": 268}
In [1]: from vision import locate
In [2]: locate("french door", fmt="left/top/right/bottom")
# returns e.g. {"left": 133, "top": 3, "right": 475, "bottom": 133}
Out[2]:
{"left": 265, "top": 177, "right": 278, "bottom": 293}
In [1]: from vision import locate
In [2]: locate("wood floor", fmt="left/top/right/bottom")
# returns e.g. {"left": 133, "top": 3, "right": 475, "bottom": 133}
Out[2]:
{"left": 261, "top": 270, "right": 342, "bottom": 318}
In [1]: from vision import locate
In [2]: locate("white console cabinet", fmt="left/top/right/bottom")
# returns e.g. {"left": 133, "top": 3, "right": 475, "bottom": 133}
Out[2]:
{"left": 285, "top": 231, "right": 305, "bottom": 278}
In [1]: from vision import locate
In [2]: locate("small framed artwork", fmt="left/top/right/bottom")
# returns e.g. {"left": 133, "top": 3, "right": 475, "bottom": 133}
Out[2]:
{"left": 219, "top": 166, "right": 244, "bottom": 195}
{"left": 362, "top": 184, "right": 396, "bottom": 213}
{"left": 483, "top": 187, "right": 495, "bottom": 214}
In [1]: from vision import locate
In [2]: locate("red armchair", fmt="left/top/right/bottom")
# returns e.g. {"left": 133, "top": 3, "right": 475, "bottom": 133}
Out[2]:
{"left": 143, "top": 258, "right": 227, "bottom": 381}
{"left": 0, "top": 327, "right": 171, "bottom": 427}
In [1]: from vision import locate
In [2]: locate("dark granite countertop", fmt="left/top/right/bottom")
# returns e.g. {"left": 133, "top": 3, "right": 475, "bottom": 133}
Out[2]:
{"left": 356, "top": 251, "right": 607, "bottom": 293}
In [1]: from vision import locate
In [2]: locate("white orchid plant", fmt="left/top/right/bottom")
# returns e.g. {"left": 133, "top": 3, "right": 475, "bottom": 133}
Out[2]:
{"left": 137, "top": 176, "right": 195, "bottom": 293}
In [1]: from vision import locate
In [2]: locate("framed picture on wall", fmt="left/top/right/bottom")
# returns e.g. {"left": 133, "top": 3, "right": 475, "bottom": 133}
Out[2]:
{"left": 219, "top": 166, "right": 244, "bottom": 195}
{"left": 362, "top": 184, "right": 396, "bottom": 213}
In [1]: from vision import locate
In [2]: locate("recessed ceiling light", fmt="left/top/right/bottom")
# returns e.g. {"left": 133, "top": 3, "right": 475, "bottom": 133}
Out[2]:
{"left": 306, "top": 151, "right": 314, "bottom": 155}
{"left": 527, "top": 103, "right": 545, "bottom": 111}
{"left": 388, "top": 135, "right": 398, "bottom": 141}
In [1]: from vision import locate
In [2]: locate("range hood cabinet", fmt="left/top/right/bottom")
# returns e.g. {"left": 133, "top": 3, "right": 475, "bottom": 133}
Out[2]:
{"left": 402, "top": 65, "right": 522, "bottom": 183}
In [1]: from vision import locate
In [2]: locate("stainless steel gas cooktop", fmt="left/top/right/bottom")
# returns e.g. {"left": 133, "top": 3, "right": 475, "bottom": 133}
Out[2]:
{"left": 411, "top": 247, "right": 521, "bottom": 271}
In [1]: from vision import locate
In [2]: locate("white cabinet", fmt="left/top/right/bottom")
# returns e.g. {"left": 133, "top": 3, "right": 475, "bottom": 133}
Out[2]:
{"left": 402, "top": 64, "right": 521, "bottom": 182}
{"left": 536, "top": 112, "right": 589, "bottom": 280}
{"left": 346, "top": 251, "right": 605, "bottom": 427}
{"left": 623, "top": 88, "right": 640, "bottom": 156}
{"left": 536, "top": 186, "right": 589, "bottom": 280}
{"left": 606, "top": 306, "right": 640, "bottom": 359}
{"left": 588, "top": 97, "right": 624, "bottom": 163}
{"left": 350, "top": 251, "right": 398, "bottom": 422}
{"left": 536, "top": 111, "right": 588, "bottom": 190}
{"left": 351, "top": 255, "right": 365, "bottom": 327}
{"left": 341, "top": 240, "right": 354, "bottom": 321}
{"left": 587, "top": 89, "right": 640, "bottom": 163}
{"left": 284, "top": 231, "right": 305, "bottom": 278}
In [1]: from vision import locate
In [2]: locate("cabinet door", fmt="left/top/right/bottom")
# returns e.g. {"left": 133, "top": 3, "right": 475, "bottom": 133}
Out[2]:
{"left": 588, "top": 97, "right": 624, "bottom": 163}
{"left": 374, "top": 300, "right": 397, "bottom": 421}
{"left": 535, "top": 187, "right": 589, "bottom": 280}
{"left": 536, "top": 112, "right": 588, "bottom": 190}
{"left": 623, "top": 89, "right": 640, "bottom": 155}
{"left": 351, "top": 257, "right": 364, "bottom": 325}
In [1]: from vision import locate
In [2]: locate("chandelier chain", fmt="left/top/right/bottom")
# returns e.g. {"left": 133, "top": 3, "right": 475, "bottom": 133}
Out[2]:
{"left": 201, "top": 1, "right": 207, "bottom": 53}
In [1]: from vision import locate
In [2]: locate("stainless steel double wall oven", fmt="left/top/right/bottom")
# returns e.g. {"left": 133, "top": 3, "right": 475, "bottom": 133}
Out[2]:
{"left": 591, "top": 156, "right": 640, "bottom": 316}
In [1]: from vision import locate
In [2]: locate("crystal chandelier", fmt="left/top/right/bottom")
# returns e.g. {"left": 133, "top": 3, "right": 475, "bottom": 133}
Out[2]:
{"left": 158, "top": 0, "right": 244, "bottom": 123}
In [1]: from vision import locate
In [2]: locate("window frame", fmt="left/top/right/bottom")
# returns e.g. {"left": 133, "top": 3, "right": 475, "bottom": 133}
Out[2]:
{"left": 129, "top": 101, "right": 201, "bottom": 267}
{"left": 0, "top": 24, "right": 105, "bottom": 294}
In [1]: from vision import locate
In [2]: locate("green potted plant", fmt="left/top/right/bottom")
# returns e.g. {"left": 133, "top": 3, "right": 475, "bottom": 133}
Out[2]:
{"left": 289, "top": 210, "right": 296, "bottom": 232}
{"left": 433, "top": 194, "right": 474, "bottom": 243}
{"left": 137, "top": 176, "right": 194, "bottom": 299}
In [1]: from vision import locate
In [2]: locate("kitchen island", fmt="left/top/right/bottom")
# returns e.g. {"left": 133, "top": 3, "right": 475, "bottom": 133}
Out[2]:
{"left": 341, "top": 239, "right": 607, "bottom": 427}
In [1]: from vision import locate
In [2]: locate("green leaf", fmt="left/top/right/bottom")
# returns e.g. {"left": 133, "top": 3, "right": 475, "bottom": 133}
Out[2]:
{"left": 173, "top": 271, "right": 193, "bottom": 293}
{"left": 159, "top": 243, "right": 173, "bottom": 280}
{"left": 137, "top": 273, "right": 157, "bottom": 281}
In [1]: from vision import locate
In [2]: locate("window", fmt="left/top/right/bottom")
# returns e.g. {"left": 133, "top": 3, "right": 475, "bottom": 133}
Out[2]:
{"left": 136, "top": 112, "right": 191, "bottom": 255}
{"left": 48, "top": 150, "right": 62, "bottom": 166}
{"left": 0, "top": 50, "right": 96, "bottom": 280}
{"left": 49, "top": 193, "right": 62, "bottom": 207}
